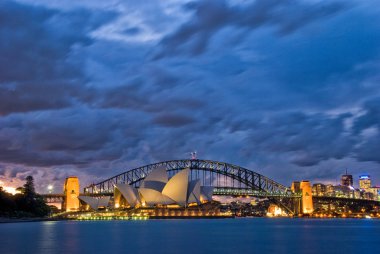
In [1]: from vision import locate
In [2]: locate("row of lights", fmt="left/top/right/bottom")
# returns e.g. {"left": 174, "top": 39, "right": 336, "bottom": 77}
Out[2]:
{"left": 312, "top": 213, "right": 380, "bottom": 218}
{"left": 75, "top": 215, "right": 149, "bottom": 221}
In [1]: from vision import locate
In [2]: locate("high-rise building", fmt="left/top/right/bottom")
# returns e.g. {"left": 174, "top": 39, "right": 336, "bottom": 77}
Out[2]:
{"left": 341, "top": 170, "right": 353, "bottom": 187}
{"left": 63, "top": 176, "right": 80, "bottom": 212}
{"left": 359, "top": 175, "right": 371, "bottom": 190}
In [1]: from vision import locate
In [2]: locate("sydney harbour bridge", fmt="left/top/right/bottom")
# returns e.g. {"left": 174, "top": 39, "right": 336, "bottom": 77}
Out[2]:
{"left": 43, "top": 159, "right": 380, "bottom": 216}
{"left": 83, "top": 159, "right": 299, "bottom": 213}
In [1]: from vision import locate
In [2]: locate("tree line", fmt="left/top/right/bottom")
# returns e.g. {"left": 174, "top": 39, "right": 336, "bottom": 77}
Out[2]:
{"left": 0, "top": 176, "right": 50, "bottom": 217}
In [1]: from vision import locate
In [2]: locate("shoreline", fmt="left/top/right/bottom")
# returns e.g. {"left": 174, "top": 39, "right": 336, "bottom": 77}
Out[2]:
{"left": 1, "top": 216, "right": 379, "bottom": 223}
{"left": 0, "top": 217, "right": 63, "bottom": 224}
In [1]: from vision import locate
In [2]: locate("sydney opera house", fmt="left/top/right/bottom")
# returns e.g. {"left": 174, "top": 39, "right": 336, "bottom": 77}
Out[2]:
{"left": 78, "top": 167, "right": 213, "bottom": 210}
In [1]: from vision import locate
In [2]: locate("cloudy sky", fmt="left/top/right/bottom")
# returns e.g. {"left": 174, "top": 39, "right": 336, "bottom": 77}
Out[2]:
{"left": 1, "top": 0, "right": 380, "bottom": 192}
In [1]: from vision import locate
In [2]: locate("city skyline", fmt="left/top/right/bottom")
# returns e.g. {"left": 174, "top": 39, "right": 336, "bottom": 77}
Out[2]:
{"left": 1, "top": 0, "right": 380, "bottom": 192}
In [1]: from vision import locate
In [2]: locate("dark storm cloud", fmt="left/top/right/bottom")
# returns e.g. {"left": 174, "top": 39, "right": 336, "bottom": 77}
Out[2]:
{"left": 353, "top": 98, "right": 380, "bottom": 134}
{"left": 0, "top": 0, "right": 116, "bottom": 115}
{"left": 352, "top": 97, "right": 380, "bottom": 163}
{"left": 0, "top": 82, "right": 80, "bottom": 115}
{"left": 153, "top": 114, "right": 196, "bottom": 127}
{"left": 0, "top": 107, "right": 149, "bottom": 167}
{"left": 94, "top": 81, "right": 146, "bottom": 109}
{"left": 154, "top": 0, "right": 347, "bottom": 58}
{"left": 241, "top": 112, "right": 355, "bottom": 167}
{"left": 1, "top": 0, "right": 380, "bottom": 190}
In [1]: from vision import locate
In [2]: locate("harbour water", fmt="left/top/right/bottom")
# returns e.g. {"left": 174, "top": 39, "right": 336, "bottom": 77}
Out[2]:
{"left": 1, "top": 218, "right": 379, "bottom": 254}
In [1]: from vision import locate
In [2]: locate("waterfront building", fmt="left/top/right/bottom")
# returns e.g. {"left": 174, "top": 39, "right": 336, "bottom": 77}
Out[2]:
{"left": 353, "top": 189, "right": 362, "bottom": 199}
{"left": 63, "top": 176, "right": 80, "bottom": 212}
{"left": 359, "top": 175, "right": 371, "bottom": 190}
{"left": 113, "top": 166, "right": 213, "bottom": 209}
{"left": 341, "top": 171, "right": 353, "bottom": 187}
{"left": 333, "top": 185, "right": 353, "bottom": 198}
{"left": 362, "top": 191, "right": 374, "bottom": 200}
{"left": 368, "top": 187, "right": 380, "bottom": 201}
{"left": 326, "top": 184, "right": 334, "bottom": 195}
{"left": 312, "top": 183, "right": 326, "bottom": 196}
{"left": 267, "top": 204, "right": 286, "bottom": 217}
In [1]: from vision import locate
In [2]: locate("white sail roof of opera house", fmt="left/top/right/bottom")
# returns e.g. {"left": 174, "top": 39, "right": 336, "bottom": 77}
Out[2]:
{"left": 140, "top": 165, "right": 168, "bottom": 192}
{"left": 138, "top": 187, "right": 174, "bottom": 206}
{"left": 113, "top": 167, "right": 213, "bottom": 208}
{"left": 79, "top": 196, "right": 111, "bottom": 210}
{"left": 162, "top": 169, "right": 190, "bottom": 207}
{"left": 114, "top": 183, "right": 140, "bottom": 207}
{"left": 187, "top": 179, "right": 201, "bottom": 204}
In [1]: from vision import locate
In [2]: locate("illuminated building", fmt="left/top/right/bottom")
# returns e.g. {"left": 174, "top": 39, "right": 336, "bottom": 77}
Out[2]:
{"left": 341, "top": 170, "right": 353, "bottom": 187}
{"left": 312, "top": 183, "right": 326, "bottom": 196}
{"left": 368, "top": 187, "right": 380, "bottom": 201}
{"left": 114, "top": 183, "right": 141, "bottom": 208}
{"left": 114, "top": 166, "right": 213, "bottom": 208}
{"left": 267, "top": 204, "right": 285, "bottom": 217}
{"left": 359, "top": 175, "right": 371, "bottom": 190}
{"left": 326, "top": 184, "right": 334, "bottom": 195}
{"left": 63, "top": 176, "right": 80, "bottom": 212}
{"left": 300, "top": 181, "right": 313, "bottom": 214}
{"left": 362, "top": 191, "right": 374, "bottom": 200}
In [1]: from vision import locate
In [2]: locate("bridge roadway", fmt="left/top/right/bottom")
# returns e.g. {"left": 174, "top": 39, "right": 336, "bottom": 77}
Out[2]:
{"left": 41, "top": 188, "right": 379, "bottom": 205}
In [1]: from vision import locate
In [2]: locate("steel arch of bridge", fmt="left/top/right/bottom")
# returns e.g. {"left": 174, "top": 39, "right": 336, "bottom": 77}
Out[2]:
{"left": 84, "top": 159, "right": 292, "bottom": 196}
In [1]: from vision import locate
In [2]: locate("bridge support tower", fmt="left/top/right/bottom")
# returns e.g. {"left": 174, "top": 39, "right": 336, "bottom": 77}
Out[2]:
{"left": 292, "top": 181, "right": 313, "bottom": 215}
{"left": 63, "top": 176, "right": 80, "bottom": 212}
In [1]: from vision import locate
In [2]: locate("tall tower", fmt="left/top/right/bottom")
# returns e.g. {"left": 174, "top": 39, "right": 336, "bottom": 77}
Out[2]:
{"left": 300, "top": 181, "right": 313, "bottom": 214}
{"left": 341, "top": 169, "right": 353, "bottom": 187}
{"left": 359, "top": 175, "right": 371, "bottom": 190}
{"left": 63, "top": 176, "right": 80, "bottom": 212}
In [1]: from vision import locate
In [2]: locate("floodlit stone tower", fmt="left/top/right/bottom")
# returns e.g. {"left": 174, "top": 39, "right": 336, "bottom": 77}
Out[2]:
{"left": 63, "top": 176, "right": 80, "bottom": 212}
{"left": 300, "top": 181, "right": 313, "bottom": 214}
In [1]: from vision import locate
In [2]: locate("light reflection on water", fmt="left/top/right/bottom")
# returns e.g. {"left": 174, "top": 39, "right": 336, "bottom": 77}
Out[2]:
{"left": 1, "top": 218, "right": 379, "bottom": 254}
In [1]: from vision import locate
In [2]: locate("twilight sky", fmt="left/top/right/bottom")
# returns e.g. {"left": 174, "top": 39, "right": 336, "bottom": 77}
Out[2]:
{"left": 1, "top": 0, "right": 380, "bottom": 192}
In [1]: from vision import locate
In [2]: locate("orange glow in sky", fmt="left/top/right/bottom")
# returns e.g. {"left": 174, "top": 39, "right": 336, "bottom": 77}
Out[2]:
{"left": 0, "top": 181, "right": 21, "bottom": 195}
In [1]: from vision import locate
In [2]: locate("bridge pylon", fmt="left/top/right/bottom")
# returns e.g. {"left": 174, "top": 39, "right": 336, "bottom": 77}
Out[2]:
{"left": 63, "top": 176, "right": 80, "bottom": 212}
{"left": 291, "top": 181, "right": 314, "bottom": 215}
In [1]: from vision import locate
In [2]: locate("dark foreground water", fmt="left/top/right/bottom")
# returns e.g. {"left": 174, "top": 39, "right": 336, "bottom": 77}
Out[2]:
{"left": 1, "top": 218, "right": 379, "bottom": 254}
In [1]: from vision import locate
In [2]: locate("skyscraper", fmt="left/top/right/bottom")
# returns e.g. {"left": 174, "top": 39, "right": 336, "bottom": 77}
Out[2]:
{"left": 359, "top": 175, "right": 371, "bottom": 190}
{"left": 341, "top": 170, "right": 353, "bottom": 187}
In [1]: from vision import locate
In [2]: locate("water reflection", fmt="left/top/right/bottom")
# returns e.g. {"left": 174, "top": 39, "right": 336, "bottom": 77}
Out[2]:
{"left": 1, "top": 219, "right": 379, "bottom": 254}
{"left": 38, "top": 221, "right": 57, "bottom": 253}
